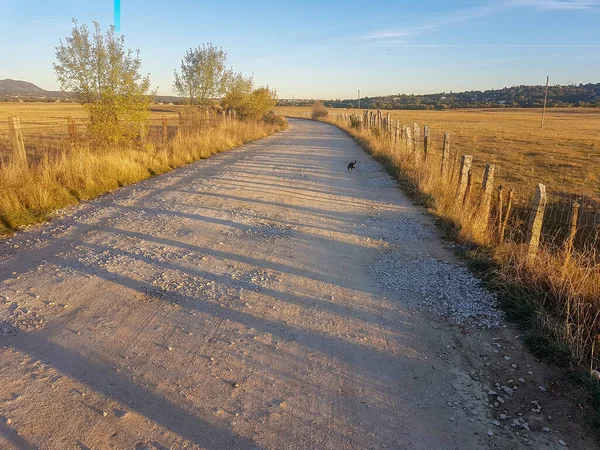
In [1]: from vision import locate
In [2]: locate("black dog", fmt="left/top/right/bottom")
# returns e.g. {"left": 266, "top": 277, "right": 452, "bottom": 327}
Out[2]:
{"left": 347, "top": 160, "right": 357, "bottom": 172}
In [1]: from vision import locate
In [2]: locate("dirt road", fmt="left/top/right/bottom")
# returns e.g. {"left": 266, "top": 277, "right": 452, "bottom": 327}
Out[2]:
{"left": 0, "top": 119, "right": 596, "bottom": 449}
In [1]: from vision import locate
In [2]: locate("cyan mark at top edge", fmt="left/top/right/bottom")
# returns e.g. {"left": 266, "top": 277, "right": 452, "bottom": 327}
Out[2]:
{"left": 114, "top": 0, "right": 121, "bottom": 32}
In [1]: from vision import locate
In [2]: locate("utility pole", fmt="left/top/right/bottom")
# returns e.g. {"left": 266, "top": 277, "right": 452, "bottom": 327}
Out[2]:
{"left": 292, "top": 95, "right": 294, "bottom": 107}
{"left": 541, "top": 76, "right": 549, "bottom": 128}
{"left": 358, "top": 90, "right": 360, "bottom": 110}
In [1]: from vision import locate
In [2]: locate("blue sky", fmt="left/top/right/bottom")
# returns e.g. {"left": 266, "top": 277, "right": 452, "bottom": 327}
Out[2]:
{"left": 1, "top": 0, "right": 599, "bottom": 98}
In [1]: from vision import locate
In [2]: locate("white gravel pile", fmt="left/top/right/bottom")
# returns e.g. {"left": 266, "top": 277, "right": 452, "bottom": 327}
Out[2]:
{"left": 243, "top": 222, "right": 294, "bottom": 239}
{"left": 142, "top": 270, "right": 239, "bottom": 306}
{"left": 0, "top": 302, "right": 45, "bottom": 336}
{"left": 241, "top": 269, "right": 280, "bottom": 292}
{"left": 370, "top": 253, "right": 501, "bottom": 329}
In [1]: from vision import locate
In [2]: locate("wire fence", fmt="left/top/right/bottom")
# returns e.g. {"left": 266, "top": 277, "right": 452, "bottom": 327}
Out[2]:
{"left": 0, "top": 109, "right": 236, "bottom": 165}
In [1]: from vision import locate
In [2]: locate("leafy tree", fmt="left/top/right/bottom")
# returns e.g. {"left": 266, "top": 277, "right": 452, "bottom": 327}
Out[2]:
{"left": 241, "top": 87, "right": 278, "bottom": 120}
{"left": 54, "top": 20, "right": 152, "bottom": 145}
{"left": 173, "top": 44, "right": 231, "bottom": 106}
{"left": 220, "top": 71, "right": 277, "bottom": 121}
{"left": 221, "top": 72, "right": 254, "bottom": 113}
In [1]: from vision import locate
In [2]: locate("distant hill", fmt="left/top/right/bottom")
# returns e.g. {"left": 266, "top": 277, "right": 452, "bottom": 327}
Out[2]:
{"left": 0, "top": 79, "right": 49, "bottom": 96}
{"left": 0, "top": 79, "right": 72, "bottom": 101}
{"left": 0, "top": 79, "right": 187, "bottom": 104}
{"left": 278, "top": 83, "right": 600, "bottom": 109}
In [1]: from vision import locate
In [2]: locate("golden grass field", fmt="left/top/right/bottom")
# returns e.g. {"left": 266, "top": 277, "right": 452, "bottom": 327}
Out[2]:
{"left": 0, "top": 102, "right": 183, "bottom": 160}
{"left": 276, "top": 106, "right": 600, "bottom": 202}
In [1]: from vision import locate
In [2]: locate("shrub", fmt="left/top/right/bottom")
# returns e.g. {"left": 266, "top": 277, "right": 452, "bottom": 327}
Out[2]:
{"left": 349, "top": 115, "right": 362, "bottom": 128}
{"left": 240, "top": 87, "right": 278, "bottom": 120}
{"left": 311, "top": 101, "right": 328, "bottom": 120}
{"left": 263, "top": 113, "right": 287, "bottom": 127}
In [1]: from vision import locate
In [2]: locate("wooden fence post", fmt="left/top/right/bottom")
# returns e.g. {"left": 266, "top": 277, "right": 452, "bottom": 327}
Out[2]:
{"left": 450, "top": 148, "right": 460, "bottom": 185}
{"left": 563, "top": 200, "right": 580, "bottom": 267}
{"left": 480, "top": 163, "right": 495, "bottom": 225}
{"left": 162, "top": 114, "right": 168, "bottom": 143}
{"left": 463, "top": 169, "right": 473, "bottom": 205}
{"left": 8, "top": 116, "right": 27, "bottom": 165}
{"left": 526, "top": 183, "right": 547, "bottom": 260}
{"left": 67, "top": 116, "right": 79, "bottom": 147}
{"left": 441, "top": 132, "right": 450, "bottom": 179}
{"left": 423, "top": 126, "right": 430, "bottom": 161}
{"left": 499, "top": 188, "right": 513, "bottom": 243}
{"left": 456, "top": 155, "right": 472, "bottom": 201}
{"left": 412, "top": 123, "right": 420, "bottom": 153}
{"left": 496, "top": 186, "right": 504, "bottom": 237}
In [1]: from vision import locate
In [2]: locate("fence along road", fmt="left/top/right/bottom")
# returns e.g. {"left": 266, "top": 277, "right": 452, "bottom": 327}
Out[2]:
{"left": 0, "top": 119, "right": 595, "bottom": 449}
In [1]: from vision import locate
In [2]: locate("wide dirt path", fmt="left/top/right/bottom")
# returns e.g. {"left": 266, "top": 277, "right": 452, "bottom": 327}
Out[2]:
{"left": 0, "top": 120, "right": 595, "bottom": 449}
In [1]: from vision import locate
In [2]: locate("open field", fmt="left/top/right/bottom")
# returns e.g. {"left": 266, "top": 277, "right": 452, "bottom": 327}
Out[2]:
{"left": 276, "top": 106, "right": 600, "bottom": 201}
{"left": 0, "top": 102, "right": 185, "bottom": 161}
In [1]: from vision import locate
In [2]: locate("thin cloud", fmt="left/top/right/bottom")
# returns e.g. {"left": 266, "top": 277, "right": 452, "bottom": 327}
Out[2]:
{"left": 359, "top": 4, "right": 503, "bottom": 40}
{"left": 508, "top": 0, "right": 600, "bottom": 10}
{"left": 359, "top": 0, "right": 598, "bottom": 41}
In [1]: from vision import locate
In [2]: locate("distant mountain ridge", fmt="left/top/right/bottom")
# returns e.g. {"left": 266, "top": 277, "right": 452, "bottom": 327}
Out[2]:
{"left": 0, "top": 79, "right": 182, "bottom": 104}
{"left": 279, "top": 83, "right": 600, "bottom": 109}
{"left": 0, "top": 79, "right": 50, "bottom": 95}
{"left": 0, "top": 79, "right": 71, "bottom": 101}
{"left": 4, "top": 79, "right": 600, "bottom": 108}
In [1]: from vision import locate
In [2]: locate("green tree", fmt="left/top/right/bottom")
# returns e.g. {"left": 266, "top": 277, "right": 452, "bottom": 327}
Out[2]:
{"left": 241, "top": 87, "right": 278, "bottom": 120}
{"left": 221, "top": 72, "right": 277, "bottom": 121}
{"left": 173, "top": 44, "right": 231, "bottom": 106}
{"left": 221, "top": 72, "right": 254, "bottom": 113}
{"left": 54, "top": 20, "right": 152, "bottom": 145}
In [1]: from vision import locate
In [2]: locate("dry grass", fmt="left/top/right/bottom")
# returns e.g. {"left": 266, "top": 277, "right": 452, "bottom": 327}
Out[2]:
{"left": 496, "top": 244, "right": 600, "bottom": 368}
{"left": 0, "top": 114, "right": 284, "bottom": 234}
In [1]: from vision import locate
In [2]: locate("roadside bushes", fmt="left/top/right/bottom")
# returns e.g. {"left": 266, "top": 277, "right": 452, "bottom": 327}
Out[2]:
{"left": 263, "top": 113, "right": 287, "bottom": 127}
{"left": 220, "top": 72, "right": 278, "bottom": 121}
{"left": 349, "top": 115, "right": 362, "bottom": 128}
{"left": 311, "top": 101, "right": 328, "bottom": 120}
